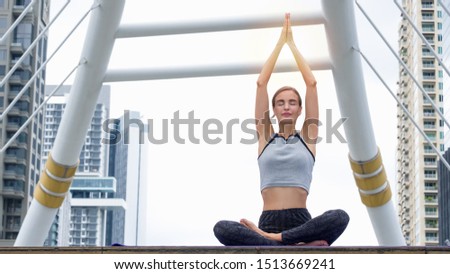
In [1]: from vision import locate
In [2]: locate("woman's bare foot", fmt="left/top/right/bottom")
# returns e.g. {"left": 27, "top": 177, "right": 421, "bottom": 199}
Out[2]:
{"left": 240, "top": 218, "right": 282, "bottom": 242}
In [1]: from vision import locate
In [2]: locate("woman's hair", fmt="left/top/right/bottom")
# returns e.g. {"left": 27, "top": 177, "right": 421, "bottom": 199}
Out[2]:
{"left": 271, "top": 86, "right": 302, "bottom": 107}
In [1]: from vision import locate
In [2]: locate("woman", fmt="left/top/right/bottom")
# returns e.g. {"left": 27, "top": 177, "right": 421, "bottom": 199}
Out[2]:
{"left": 213, "top": 13, "right": 349, "bottom": 246}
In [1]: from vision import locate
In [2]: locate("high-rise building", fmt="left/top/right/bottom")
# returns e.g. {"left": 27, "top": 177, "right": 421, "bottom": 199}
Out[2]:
{"left": 109, "top": 111, "right": 148, "bottom": 246}
{"left": 440, "top": 0, "right": 450, "bottom": 247}
{"left": 69, "top": 177, "right": 125, "bottom": 246}
{"left": 43, "top": 85, "right": 111, "bottom": 176}
{"left": 443, "top": 2, "right": 450, "bottom": 147}
{"left": 397, "top": 0, "right": 443, "bottom": 246}
{"left": 0, "top": 0, "right": 50, "bottom": 246}
{"left": 438, "top": 148, "right": 450, "bottom": 246}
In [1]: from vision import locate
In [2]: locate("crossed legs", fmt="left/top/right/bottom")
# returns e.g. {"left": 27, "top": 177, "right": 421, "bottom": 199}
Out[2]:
{"left": 213, "top": 209, "right": 349, "bottom": 246}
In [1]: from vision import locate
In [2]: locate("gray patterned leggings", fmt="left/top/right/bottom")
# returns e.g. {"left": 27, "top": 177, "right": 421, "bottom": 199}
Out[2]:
{"left": 213, "top": 208, "right": 349, "bottom": 246}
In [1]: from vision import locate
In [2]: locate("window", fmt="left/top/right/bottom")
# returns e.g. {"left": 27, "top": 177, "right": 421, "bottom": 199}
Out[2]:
{"left": 425, "top": 232, "right": 439, "bottom": 242}
{"left": 422, "top": 47, "right": 432, "bottom": 56}
{"left": 425, "top": 132, "right": 436, "bottom": 141}
{"left": 421, "top": 22, "right": 434, "bottom": 31}
{"left": 424, "top": 34, "right": 434, "bottom": 44}
{"left": 424, "top": 169, "right": 436, "bottom": 178}
{"left": 422, "top": 1, "right": 433, "bottom": 8}
{"left": 422, "top": 71, "right": 435, "bottom": 79}
{"left": 0, "top": 17, "right": 7, "bottom": 29}
{"left": 423, "top": 60, "right": 434, "bottom": 68}
{"left": 15, "top": 0, "right": 32, "bottom": 6}
{"left": 14, "top": 23, "right": 33, "bottom": 48}
{"left": 423, "top": 108, "right": 435, "bottom": 117}
{"left": 423, "top": 95, "right": 435, "bottom": 104}
{"left": 422, "top": 11, "right": 433, "bottom": 20}
{"left": 0, "top": 49, "right": 7, "bottom": 61}
{"left": 426, "top": 220, "right": 438, "bottom": 228}
{"left": 424, "top": 121, "right": 435, "bottom": 129}
{"left": 425, "top": 182, "right": 436, "bottom": 190}
{"left": 424, "top": 157, "right": 435, "bottom": 164}
{"left": 425, "top": 207, "right": 437, "bottom": 215}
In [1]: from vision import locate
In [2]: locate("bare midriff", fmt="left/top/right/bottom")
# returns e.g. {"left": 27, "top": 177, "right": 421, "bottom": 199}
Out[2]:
{"left": 261, "top": 187, "right": 308, "bottom": 211}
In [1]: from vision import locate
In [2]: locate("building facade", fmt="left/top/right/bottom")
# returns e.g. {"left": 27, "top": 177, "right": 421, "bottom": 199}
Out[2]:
{"left": 69, "top": 177, "right": 125, "bottom": 246}
{"left": 443, "top": 0, "right": 450, "bottom": 148}
{"left": 438, "top": 148, "right": 450, "bottom": 245}
{"left": 440, "top": 0, "right": 450, "bottom": 247}
{"left": 0, "top": 0, "right": 50, "bottom": 246}
{"left": 109, "top": 111, "right": 148, "bottom": 246}
{"left": 397, "top": 0, "right": 443, "bottom": 245}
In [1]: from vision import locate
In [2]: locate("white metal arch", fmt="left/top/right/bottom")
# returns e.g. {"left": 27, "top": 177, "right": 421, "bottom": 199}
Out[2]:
{"left": 14, "top": 0, "right": 405, "bottom": 246}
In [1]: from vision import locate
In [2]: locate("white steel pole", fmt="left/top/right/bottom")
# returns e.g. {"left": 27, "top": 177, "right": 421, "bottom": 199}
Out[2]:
{"left": 14, "top": 0, "right": 125, "bottom": 246}
{"left": 104, "top": 58, "right": 332, "bottom": 82}
{"left": 115, "top": 11, "right": 325, "bottom": 38}
{"left": 321, "top": 0, "right": 405, "bottom": 245}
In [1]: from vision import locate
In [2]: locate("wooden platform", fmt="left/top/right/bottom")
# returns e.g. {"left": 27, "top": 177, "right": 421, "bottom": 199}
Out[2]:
{"left": 1, "top": 246, "right": 449, "bottom": 254}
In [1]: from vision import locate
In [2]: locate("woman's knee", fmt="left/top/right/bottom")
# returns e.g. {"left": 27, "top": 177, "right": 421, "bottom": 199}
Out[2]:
{"left": 325, "top": 209, "right": 350, "bottom": 227}
{"left": 213, "top": 220, "right": 234, "bottom": 245}
{"left": 213, "top": 220, "right": 231, "bottom": 236}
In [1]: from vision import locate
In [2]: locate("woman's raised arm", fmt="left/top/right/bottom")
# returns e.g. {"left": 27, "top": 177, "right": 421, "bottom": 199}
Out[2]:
{"left": 286, "top": 13, "right": 319, "bottom": 154}
{"left": 255, "top": 14, "right": 288, "bottom": 149}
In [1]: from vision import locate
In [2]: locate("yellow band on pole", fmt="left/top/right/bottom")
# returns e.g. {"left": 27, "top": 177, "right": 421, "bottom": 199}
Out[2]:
{"left": 40, "top": 171, "right": 72, "bottom": 194}
{"left": 349, "top": 148, "right": 393, "bottom": 207}
{"left": 353, "top": 168, "right": 387, "bottom": 191}
{"left": 349, "top": 148, "right": 382, "bottom": 175}
{"left": 46, "top": 153, "right": 78, "bottom": 179}
{"left": 359, "top": 185, "right": 392, "bottom": 207}
{"left": 33, "top": 184, "right": 66, "bottom": 209}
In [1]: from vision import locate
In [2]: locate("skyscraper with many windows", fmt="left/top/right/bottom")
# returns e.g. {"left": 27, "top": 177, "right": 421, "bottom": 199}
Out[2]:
{"left": 108, "top": 111, "right": 148, "bottom": 246}
{"left": 0, "top": 0, "right": 50, "bottom": 246}
{"left": 439, "top": 0, "right": 450, "bottom": 246}
{"left": 438, "top": 148, "right": 450, "bottom": 245}
{"left": 69, "top": 176, "right": 125, "bottom": 246}
{"left": 397, "top": 0, "right": 443, "bottom": 245}
{"left": 43, "top": 85, "right": 110, "bottom": 176}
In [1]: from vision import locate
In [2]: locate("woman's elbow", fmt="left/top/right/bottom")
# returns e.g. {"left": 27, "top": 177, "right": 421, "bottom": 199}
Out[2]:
{"left": 306, "top": 79, "right": 317, "bottom": 88}
{"left": 256, "top": 79, "right": 268, "bottom": 88}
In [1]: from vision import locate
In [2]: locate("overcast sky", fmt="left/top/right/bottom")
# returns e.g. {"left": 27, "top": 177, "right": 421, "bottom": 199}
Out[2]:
{"left": 46, "top": 0, "right": 402, "bottom": 246}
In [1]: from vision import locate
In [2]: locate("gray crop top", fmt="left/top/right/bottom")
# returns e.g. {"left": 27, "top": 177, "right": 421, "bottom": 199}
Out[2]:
{"left": 258, "top": 132, "right": 315, "bottom": 193}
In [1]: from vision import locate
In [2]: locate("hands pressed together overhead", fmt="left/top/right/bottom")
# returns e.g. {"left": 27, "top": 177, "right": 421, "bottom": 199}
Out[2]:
{"left": 278, "top": 13, "right": 297, "bottom": 49}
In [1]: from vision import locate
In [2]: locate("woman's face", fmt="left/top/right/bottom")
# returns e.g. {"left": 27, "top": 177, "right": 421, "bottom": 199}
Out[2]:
{"left": 273, "top": 89, "right": 302, "bottom": 125}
